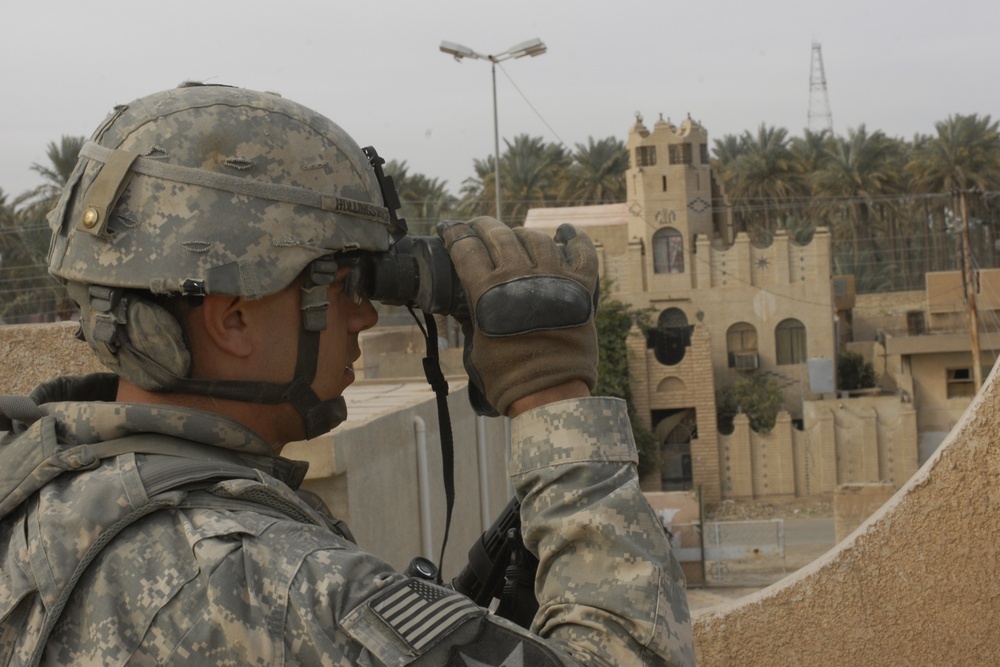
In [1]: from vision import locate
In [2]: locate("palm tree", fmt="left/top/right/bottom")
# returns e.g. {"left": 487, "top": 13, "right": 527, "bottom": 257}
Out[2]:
{"left": 460, "top": 135, "right": 569, "bottom": 226}
{"left": 560, "top": 136, "right": 628, "bottom": 204}
{"left": 500, "top": 134, "right": 570, "bottom": 226}
{"left": 908, "top": 114, "right": 1000, "bottom": 193}
{"left": 908, "top": 114, "right": 1000, "bottom": 290}
{"left": 814, "top": 125, "right": 903, "bottom": 269}
{"left": 457, "top": 155, "right": 498, "bottom": 220}
{"left": 790, "top": 129, "right": 833, "bottom": 190}
{"left": 16, "top": 135, "right": 85, "bottom": 211}
{"left": 1, "top": 136, "right": 84, "bottom": 323}
{"left": 710, "top": 133, "right": 745, "bottom": 175}
{"left": 725, "top": 124, "right": 803, "bottom": 235}
{"left": 384, "top": 160, "right": 457, "bottom": 234}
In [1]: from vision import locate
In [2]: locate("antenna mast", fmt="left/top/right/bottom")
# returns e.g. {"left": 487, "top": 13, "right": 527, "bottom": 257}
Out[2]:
{"left": 808, "top": 42, "right": 834, "bottom": 134}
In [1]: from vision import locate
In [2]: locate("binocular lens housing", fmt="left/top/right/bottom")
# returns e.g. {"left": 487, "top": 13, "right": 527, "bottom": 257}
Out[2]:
{"left": 362, "top": 235, "right": 467, "bottom": 319}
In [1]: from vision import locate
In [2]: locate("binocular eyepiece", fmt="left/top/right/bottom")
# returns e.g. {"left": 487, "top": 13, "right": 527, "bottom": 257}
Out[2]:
{"left": 358, "top": 146, "right": 467, "bottom": 319}
{"left": 360, "top": 235, "right": 468, "bottom": 319}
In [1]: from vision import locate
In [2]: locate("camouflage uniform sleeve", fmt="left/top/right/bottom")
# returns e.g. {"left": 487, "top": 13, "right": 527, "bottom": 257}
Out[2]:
{"left": 509, "top": 396, "right": 695, "bottom": 666}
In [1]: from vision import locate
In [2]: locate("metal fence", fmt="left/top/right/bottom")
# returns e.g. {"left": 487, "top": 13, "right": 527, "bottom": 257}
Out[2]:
{"left": 671, "top": 519, "right": 786, "bottom": 583}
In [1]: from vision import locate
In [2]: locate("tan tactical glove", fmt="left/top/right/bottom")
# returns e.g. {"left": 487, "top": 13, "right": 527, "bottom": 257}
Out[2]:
{"left": 437, "top": 216, "right": 599, "bottom": 416}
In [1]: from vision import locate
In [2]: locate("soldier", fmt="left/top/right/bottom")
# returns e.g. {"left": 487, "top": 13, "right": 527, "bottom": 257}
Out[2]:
{"left": 0, "top": 83, "right": 693, "bottom": 665}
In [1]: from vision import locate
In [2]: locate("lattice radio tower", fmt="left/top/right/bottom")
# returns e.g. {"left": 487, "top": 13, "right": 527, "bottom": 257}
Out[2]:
{"left": 808, "top": 42, "right": 834, "bottom": 134}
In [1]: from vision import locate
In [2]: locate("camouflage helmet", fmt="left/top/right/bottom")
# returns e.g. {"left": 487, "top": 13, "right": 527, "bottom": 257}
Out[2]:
{"left": 47, "top": 83, "right": 397, "bottom": 437}
{"left": 48, "top": 82, "right": 392, "bottom": 298}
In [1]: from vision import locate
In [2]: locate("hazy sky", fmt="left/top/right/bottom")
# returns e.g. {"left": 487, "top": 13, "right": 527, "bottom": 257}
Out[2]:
{"left": 2, "top": 0, "right": 997, "bottom": 199}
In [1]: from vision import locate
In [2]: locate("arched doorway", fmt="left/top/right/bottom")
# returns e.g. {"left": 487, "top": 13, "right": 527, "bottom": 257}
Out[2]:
{"left": 653, "top": 408, "right": 697, "bottom": 491}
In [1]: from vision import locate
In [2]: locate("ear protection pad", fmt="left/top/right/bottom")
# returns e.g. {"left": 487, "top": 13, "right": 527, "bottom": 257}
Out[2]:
{"left": 124, "top": 297, "right": 193, "bottom": 382}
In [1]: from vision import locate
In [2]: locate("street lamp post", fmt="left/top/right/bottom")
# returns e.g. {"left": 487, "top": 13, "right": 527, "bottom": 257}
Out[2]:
{"left": 440, "top": 38, "right": 547, "bottom": 224}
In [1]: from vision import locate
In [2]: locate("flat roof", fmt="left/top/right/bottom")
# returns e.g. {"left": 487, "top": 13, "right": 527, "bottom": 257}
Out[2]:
{"left": 523, "top": 203, "right": 627, "bottom": 229}
{"left": 340, "top": 380, "right": 465, "bottom": 425}
{"left": 884, "top": 330, "right": 1000, "bottom": 356}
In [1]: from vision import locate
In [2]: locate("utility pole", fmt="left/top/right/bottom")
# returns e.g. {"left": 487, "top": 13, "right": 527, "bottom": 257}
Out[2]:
{"left": 808, "top": 42, "right": 834, "bottom": 135}
{"left": 960, "top": 190, "right": 983, "bottom": 391}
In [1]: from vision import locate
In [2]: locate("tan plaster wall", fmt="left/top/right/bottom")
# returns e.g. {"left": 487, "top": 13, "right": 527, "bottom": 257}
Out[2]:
{"left": 692, "top": 363, "right": 1000, "bottom": 664}
{"left": 0, "top": 322, "right": 104, "bottom": 394}
{"left": 910, "top": 350, "right": 994, "bottom": 432}
{"left": 718, "top": 396, "right": 917, "bottom": 501}
{"left": 628, "top": 324, "right": 721, "bottom": 502}
{"left": 851, "top": 290, "right": 924, "bottom": 340}
{"left": 833, "top": 482, "right": 895, "bottom": 542}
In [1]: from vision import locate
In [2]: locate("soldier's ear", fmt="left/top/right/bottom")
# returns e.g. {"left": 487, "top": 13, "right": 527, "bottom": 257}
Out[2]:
{"left": 199, "top": 295, "right": 254, "bottom": 358}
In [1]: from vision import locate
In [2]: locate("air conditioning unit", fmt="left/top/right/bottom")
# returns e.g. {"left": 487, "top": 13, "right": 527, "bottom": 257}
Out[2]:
{"left": 734, "top": 352, "right": 759, "bottom": 371}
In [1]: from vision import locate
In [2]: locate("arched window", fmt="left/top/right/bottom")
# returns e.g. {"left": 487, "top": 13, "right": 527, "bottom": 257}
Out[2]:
{"left": 775, "top": 318, "right": 807, "bottom": 365}
{"left": 658, "top": 307, "right": 688, "bottom": 330}
{"left": 727, "top": 322, "right": 758, "bottom": 369}
{"left": 648, "top": 308, "right": 690, "bottom": 366}
{"left": 652, "top": 227, "right": 684, "bottom": 274}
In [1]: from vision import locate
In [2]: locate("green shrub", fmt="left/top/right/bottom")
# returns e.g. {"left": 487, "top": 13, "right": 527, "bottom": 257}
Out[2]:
{"left": 838, "top": 351, "right": 877, "bottom": 391}
{"left": 593, "top": 283, "right": 657, "bottom": 475}
{"left": 717, "top": 373, "right": 783, "bottom": 434}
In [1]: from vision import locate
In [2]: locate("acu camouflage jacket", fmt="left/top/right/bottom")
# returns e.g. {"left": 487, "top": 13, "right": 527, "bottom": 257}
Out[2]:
{"left": 0, "top": 373, "right": 693, "bottom": 666}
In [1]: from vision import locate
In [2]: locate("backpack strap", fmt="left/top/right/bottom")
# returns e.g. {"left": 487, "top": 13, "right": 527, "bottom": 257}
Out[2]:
{"left": 20, "top": 434, "right": 325, "bottom": 667}
{"left": 88, "top": 434, "right": 264, "bottom": 494}
{"left": 26, "top": 495, "right": 185, "bottom": 667}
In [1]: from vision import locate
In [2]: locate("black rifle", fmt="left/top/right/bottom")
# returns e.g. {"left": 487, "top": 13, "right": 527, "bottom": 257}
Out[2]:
{"left": 451, "top": 497, "right": 540, "bottom": 629}
{"left": 408, "top": 497, "right": 539, "bottom": 629}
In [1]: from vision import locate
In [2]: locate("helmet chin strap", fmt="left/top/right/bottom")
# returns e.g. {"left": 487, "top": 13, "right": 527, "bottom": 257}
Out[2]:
{"left": 122, "top": 320, "right": 347, "bottom": 440}
{"left": 278, "top": 324, "right": 349, "bottom": 440}
{"left": 96, "top": 256, "right": 349, "bottom": 442}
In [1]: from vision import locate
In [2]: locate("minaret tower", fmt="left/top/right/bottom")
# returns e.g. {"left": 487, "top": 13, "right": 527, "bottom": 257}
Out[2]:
{"left": 625, "top": 112, "right": 731, "bottom": 288}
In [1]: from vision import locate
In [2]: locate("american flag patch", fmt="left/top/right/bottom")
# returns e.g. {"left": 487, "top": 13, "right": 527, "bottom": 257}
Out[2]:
{"left": 370, "top": 579, "right": 484, "bottom": 652}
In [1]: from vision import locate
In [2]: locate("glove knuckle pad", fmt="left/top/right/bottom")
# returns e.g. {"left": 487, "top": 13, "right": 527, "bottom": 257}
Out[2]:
{"left": 475, "top": 277, "right": 592, "bottom": 336}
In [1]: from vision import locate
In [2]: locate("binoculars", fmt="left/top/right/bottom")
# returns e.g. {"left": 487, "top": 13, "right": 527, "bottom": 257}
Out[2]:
{"left": 361, "top": 234, "right": 469, "bottom": 319}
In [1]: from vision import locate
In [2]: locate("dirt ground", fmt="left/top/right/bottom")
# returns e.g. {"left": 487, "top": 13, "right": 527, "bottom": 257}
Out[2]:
{"left": 705, "top": 496, "right": 834, "bottom": 521}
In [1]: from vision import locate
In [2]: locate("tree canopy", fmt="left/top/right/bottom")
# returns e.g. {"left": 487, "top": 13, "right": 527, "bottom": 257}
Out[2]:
{"left": 3, "top": 113, "right": 1000, "bottom": 322}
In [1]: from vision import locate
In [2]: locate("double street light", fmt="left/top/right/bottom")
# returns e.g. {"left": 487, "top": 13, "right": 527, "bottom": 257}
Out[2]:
{"left": 439, "top": 38, "right": 547, "bottom": 223}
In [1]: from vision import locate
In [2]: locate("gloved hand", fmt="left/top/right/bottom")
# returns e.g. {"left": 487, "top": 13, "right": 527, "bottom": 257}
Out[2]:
{"left": 437, "top": 216, "right": 599, "bottom": 416}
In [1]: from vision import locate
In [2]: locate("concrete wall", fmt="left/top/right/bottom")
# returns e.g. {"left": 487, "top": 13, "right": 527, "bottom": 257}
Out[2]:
{"left": 717, "top": 395, "right": 918, "bottom": 501}
{"left": 909, "top": 350, "right": 995, "bottom": 433}
{"left": 852, "top": 290, "right": 924, "bottom": 340}
{"left": 355, "top": 324, "right": 467, "bottom": 381}
{"left": 0, "top": 321, "right": 103, "bottom": 394}
{"left": 833, "top": 482, "right": 896, "bottom": 542}
{"left": 284, "top": 386, "right": 510, "bottom": 579}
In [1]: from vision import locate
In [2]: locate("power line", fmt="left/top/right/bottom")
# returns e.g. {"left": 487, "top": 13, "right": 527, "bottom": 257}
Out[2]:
{"left": 495, "top": 62, "right": 568, "bottom": 149}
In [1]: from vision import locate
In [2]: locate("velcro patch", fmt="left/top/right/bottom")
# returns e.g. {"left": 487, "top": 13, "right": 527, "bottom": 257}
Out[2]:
{"left": 446, "top": 618, "right": 565, "bottom": 666}
{"left": 369, "top": 579, "right": 483, "bottom": 653}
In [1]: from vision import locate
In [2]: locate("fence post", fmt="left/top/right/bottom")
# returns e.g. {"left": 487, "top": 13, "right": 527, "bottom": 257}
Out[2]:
{"left": 697, "top": 485, "right": 706, "bottom": 584}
